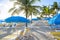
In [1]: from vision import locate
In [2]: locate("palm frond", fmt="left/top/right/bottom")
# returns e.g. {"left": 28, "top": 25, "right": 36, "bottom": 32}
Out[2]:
{"left": 11, "top": 9, "right": 17, "bottom": 15}
{"left": 27, "top": 10, "right": 32, "bottom": 17}
{"left": 11, "top": 9, "right": 19, "bottom": 15}
{"left": 9, "top": 0, "right": 15, "bottom": 1}
{"left": 32, "top": 6, "right": 42, "bottom": 10}
{"left": 29, "top": 0, "right": 40, "bottom": 4}
{"left": 11, "top": 7, "right": 24, "bottom": 15}
{"left": 17, "top": 0, "right": 26, "bottom": 5}
{"left": 8, "top": 7, "right": 15, "bottom": 13}
{"left": 29, "top": 0, "right": 35, "bottom": 4}
{"left": 33, "top": 8, "right": 40, "bottom": 15}
{"left": 14, "top": 2, "right": 21, "bottom": 6}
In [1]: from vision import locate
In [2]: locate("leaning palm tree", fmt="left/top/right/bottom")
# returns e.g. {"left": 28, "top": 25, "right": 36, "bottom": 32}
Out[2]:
{"left": 9, "top": 0, "right": 41, "bottom": 36}
{"left": 9, "top": 0, "right": 40, "bottom": 27}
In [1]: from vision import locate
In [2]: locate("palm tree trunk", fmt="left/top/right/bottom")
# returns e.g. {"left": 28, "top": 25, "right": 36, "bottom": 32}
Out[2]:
{"left": 25, "top": 0, "right": 28, "bottom": 27}
{"left": 23, "top": 9, "right": 28, "bottom": 36}
{"left": 26, "top": 10, "right": 28, "bottom": 27}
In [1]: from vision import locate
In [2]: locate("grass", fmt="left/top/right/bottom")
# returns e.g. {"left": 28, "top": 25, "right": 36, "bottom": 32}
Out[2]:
{"left": 50, "top": 32, "right": 60, "bottom": 36}
{"left": 50, "top": 32, "right": 60, "bottom": 40}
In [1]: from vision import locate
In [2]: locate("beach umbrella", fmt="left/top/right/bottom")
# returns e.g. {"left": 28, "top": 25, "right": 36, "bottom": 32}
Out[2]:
{"left": 48, "top": 14, "right": 57, "bottom": 25}
{"left": 54, "top": 13, "right": 60, "bottom": 25}
{"left": 5, "top": 16, "right": 30, "bottom": 23}
{"left": 48, "top": 13, "right": 60, "bottom": 29}
{"left": 48, "top": 19, "right": 54, "bottom": 25}
{"left": 0, "top": 20, "right": 4, "bottom": 22}
{"left": 48, "top": 13, "right": 60, "bottom": 25}
{"left": 0, "top": 20, "right": 4, "bottom": 24}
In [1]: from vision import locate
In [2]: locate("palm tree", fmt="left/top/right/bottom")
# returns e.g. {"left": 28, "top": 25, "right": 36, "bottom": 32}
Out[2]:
{"left": 9, "top": 0, "right": 40, "bottom": 27}
{"left": 53, "top": 2, "right": 58, "bottom": 10}
{"left": 51, "top": 2, "right": 58, "bottom": 15}
{"left": 41, "top": 6, "right": 50, "bottom": 17}
{"left": 9, "top": 0, "right": 41, "bottom": 36}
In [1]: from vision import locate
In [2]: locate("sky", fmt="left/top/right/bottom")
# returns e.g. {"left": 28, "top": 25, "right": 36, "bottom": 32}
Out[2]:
{"left": 34, "top": 0, "right": 60, "bottom": 6}
{"left": 0, "top": 0, "right": 60, "bottom": 20}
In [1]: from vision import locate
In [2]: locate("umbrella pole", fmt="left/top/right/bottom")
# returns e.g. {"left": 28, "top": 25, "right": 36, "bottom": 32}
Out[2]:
{"left": 31, "top": 14, "right": 32, "bottom": 23}
{"left": 26, "top": 23, "right": 28, "bottom": 27}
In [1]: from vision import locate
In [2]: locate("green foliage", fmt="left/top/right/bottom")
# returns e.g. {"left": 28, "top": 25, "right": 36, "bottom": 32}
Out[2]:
{"left": 53, "top": 2, "right": 58, "bottom": 9}
{"left": 50, "top": 2, "right": 58, "bottom": 15}
{"left": 41, "top": 2, "right": 58, "bottom": 17}
{"left": 9, "top": 0, "right": 41, "bottom": 16}
{"left": 41, "top": 6, "right": 50, "bottom": 16}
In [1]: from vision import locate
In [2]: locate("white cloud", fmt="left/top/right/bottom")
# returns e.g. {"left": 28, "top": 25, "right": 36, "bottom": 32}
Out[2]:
{"left": 0, "top": 4, "right": 2, "bottom": 6}
{"left": 0, "top": 1, "right": 14, "bottom": 20}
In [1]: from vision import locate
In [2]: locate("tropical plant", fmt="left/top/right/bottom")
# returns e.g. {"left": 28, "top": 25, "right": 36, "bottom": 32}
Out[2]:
{"left": 41, "top": 6, "right": 51, "bottom": 17}
{"left": 53, "top": 2, "right": 58, "bottom": 10}
{"left": 51, "top": 2, "right": 58, "bottom": 15}
{"left": 9, "top": 0, "right": 40, "bottom": 27}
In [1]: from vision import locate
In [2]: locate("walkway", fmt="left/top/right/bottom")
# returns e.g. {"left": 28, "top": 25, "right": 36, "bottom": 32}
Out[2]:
{"left": 28, "top": 20, "right": 55, "bottom": 40}
{"left": 0, "top": 20, "right": 55, "bottom": 40}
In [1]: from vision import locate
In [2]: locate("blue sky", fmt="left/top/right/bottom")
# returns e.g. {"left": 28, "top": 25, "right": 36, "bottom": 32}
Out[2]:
{"left": 0, "top": 0, "right": 9, "bottom": 3}
{"left": 40, "top": 0, "right": 60, "bottom": 6}
{"left": 34, "top": 0, "right": 60, "bottom": 6}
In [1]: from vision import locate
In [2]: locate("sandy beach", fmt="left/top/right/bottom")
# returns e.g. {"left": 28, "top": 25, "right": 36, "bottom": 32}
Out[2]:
{"left": 0, "top": 20, "right": 56, "bottom": 40}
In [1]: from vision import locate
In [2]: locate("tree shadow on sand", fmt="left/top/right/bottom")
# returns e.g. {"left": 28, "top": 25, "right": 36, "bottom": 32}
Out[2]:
{"left": 32, "top": 29, "right": 55, "bottom": 40}
{"left": 0, "top": 27, "right": 16, "bottom": 39}
{"left": 16, "top": 35, "right": 38, "bottom": 40}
